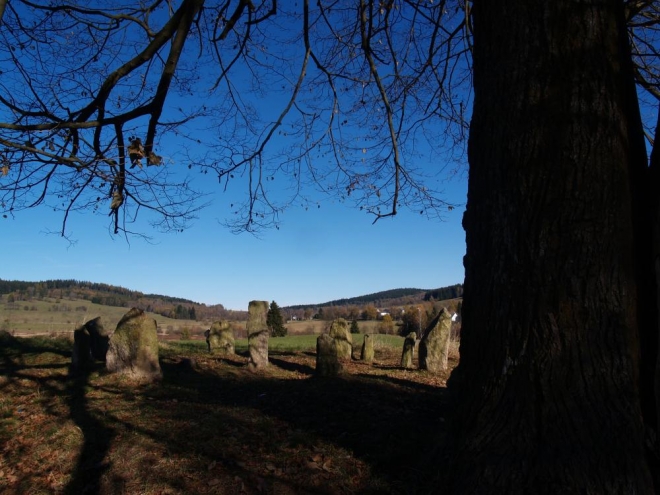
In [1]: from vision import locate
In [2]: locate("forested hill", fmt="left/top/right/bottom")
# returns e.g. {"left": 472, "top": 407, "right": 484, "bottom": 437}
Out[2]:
{"left": 0, "top": 278, "right": 234, "bottom": 321}
{"left": 286, "top": 284, "right": 464, "bottom": 310}
{"left": 0, "top": 278, "right": 463, "bottom": 321}
{"left": 0, "top": 279, "right": 197, "bottom": 306}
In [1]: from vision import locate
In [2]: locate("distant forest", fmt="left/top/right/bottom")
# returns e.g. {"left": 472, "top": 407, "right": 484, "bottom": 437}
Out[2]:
{"left": 285, "top": 284, "right": 464, "bottom": 310}
{"left": 0, "top": 279, "right": 463, "bottom": 322}
{"left": 0, "top": 278, "right": 234, "bottom": 321}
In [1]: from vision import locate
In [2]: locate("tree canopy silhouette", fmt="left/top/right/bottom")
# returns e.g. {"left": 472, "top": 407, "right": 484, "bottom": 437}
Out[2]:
{"left": 2, "top": 1, "right": 660, "bottom": 491}
{"left": 0, "top": 0, "right": 471, "bottom": 237}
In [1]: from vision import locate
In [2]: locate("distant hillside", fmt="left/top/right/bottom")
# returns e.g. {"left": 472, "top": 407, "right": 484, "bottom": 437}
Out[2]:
{"left": 287, "top": 287, "right": 429, "bottom": 309}
{"left": 285, "top": 283, "right": 464, "bottom": 311}
{"left": 0, "top": 279, "right": 241, "bottom": 322}
{"left": 0, "top": 279, "right": 463, "bottom": 323}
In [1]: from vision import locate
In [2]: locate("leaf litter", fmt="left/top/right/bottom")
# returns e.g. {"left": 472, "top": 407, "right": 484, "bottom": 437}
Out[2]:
{"left": 0, "top": 337, "right": 458, "bottom": 494}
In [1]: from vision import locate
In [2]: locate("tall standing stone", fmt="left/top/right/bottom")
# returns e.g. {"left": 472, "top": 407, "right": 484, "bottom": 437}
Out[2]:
{"left": 207, "top": 320, "right": 235, "bottom": 354}
{"left": 316, "top": 333, "right": 344, "bottom": 377}
{"left": 329, "top": 318, "right": 353, "bottom": 360}
{"left": 361, "top": 333, "right": 375, "bottom": 363}
{"left": 246, "top": 300, "right": 269, "bottom": 371}
{"left": 106, "top": 308, "right": 162, "bottom": 381}
{"left": 419, "top": 308, "right": 452, "bottom": 372}
{"left": 401, "top": 332, "right": 416, "bottom": 369}
{"left": 85, "top": 317, "right": 111, "bottom": 361}
{"left": 71, "top": 316, "right": 112, "bottom": 373}
{"left": 71, "top": 325, "right": 93, "bottom": 372}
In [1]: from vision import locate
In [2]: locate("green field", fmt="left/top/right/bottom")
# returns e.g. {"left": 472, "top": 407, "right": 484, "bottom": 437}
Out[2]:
{"left": 1, "top": 295, "right": 399, "bottom": 340}
{"left": 172, "top": 333, "right": 406, "bottom": 354}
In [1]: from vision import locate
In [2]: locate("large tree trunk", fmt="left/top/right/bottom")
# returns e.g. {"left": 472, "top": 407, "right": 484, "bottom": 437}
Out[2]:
{"left": 448, "top": 0, "right": 656, "bottom": 492}
{"left": 651, "top": 106, "right": 660, "bottom": 473}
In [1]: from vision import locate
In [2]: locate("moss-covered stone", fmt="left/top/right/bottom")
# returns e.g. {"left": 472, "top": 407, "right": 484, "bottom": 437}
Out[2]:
{"left": 247, "top": 301, "right": 269, "bottom": 371}
{"left": 207, "top": 320, "right": 235, "bottom": 354}
{"left": 419, "top": 308, "right": 452, "bottom": 372}
{"left": 401, "top": 332, "right": 416, "bottom": 369}
{"left": 246, "top": 300, "right": 269, "bottom": 336}
{"left": 361, "top": 333, "right": 374, "bottom": 363}
{"left": 106, "top": 308, "right": 161, "bottom": 381}
{"left": 329, "top": 318, "right": 353, "bottom": 360}
{"left": 316, "top": 333, "right": 344, "bottom": 377}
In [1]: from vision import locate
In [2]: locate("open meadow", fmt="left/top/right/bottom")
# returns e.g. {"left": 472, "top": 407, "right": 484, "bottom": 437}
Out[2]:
{"left": 0, "top": 332, "right": 458, "bottom": 494}
{"left": 0, "top": 297, "right": 387, "bottom": 341}
{"left": 0, "top": 297, "right": 202, "bottom": 338}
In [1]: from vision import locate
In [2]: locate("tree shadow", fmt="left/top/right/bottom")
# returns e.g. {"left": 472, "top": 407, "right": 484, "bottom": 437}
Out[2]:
{"left": 151, "top": 357, "right": 450, "bottom": 492}
{"left": 357, "top": 372, "right": 442, "bottom": 393}
{"left": 64, "top": 364, "right": 116, "bottom": 495}
{"left": 268, "top": 356, "right": 315, "bottom": 375}
{"left": 3, "top": 337, "right": 452, "bottom": 494}
{"left": 0, "top": 335, "right": 116, "bottom": 494}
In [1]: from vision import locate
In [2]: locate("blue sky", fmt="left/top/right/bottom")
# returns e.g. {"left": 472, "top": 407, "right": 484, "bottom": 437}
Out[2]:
{"left": 1, "top": 177, "right": 467, "bottom": 310}
{"left": 0, "top": 3, "right": 470, "bottom": 311}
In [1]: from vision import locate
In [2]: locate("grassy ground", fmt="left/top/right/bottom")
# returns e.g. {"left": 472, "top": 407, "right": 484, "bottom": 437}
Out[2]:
{"left": 0, "top": 332, "right": 457, "bottom": 494}
{"left": 283, "top": 320, "right": 384, "bottom": 336}
{"left": 1, "top": 297, "right": 393, "bottom": 341}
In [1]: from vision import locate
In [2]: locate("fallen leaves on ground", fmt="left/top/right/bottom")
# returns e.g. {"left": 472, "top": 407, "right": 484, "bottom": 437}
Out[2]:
{"left": 0, "top": 337, "right": 457, "bottom": 494}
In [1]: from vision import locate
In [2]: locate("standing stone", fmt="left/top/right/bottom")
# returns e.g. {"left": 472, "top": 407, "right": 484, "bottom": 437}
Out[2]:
{"left": 71, "top": 326, "right": 93, "bottom": 372}
{"left": 247, "top": 300, "right": 269, "bottom": 371}
{"left": 85, "top": 317, "right": 111, "bottom": 361}
{"left": 204, "top": 329, "right": 211, "bottom": 351}
{"left": 419, "top": 308, "right": 453, "bottom": 372}
{"left": 207, "top": 320, "right": 235, "bottom": 354}
{"left": 401, "top": 332, "right": 416, "bottom": 369}
{"left": 316, "top": 334, "right": 344, "bottom": 377}
{"left": 71, "top": 317, "right": 112, "bottom": 373}
{"left": 106, "top": 308, "right": 162, "bottom": 381}
{"left": 361, "top": 333, "right": 375, "bottom": 363}
{"left": 329, "top": 318, "right": 353, "bottom": 360}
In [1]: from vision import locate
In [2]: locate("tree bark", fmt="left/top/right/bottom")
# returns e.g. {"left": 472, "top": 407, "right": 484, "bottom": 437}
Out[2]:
{"left": 650, "top": 105, "right": 660, "bottom": 475}
{"left": 448, "top": 0, "right": 656, "bottom": 492}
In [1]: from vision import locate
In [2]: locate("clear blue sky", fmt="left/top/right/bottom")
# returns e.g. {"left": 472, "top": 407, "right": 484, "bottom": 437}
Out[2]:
{"left": 0, "top": 3, "right": 469, "bottom": 310}
{"left": 1, "top": 176, "right": 467, "bottom": 311}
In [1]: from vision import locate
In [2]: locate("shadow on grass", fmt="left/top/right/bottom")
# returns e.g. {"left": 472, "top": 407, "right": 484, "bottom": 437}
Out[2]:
{"left": 2, "top": 335, "right": 451, "bottom": 494}
{"left": 268, "top": 356, "right": 315, "bottom": 375}
{"left": 357, "top": 371, "right": 443, "bottom": 394}
{"left": 64, "top": 365, "right": 116, "bottom": 495}
{"left": 154, "top": 358, "right": 449, "bottom": 492}
{"left": 0, "top": 334, "right": 115, "bottom": 495}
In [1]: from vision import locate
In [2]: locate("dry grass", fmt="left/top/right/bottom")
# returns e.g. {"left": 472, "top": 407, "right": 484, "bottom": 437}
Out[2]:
{"left": 0, "top": 333, "right": 458, "bottom": 494}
